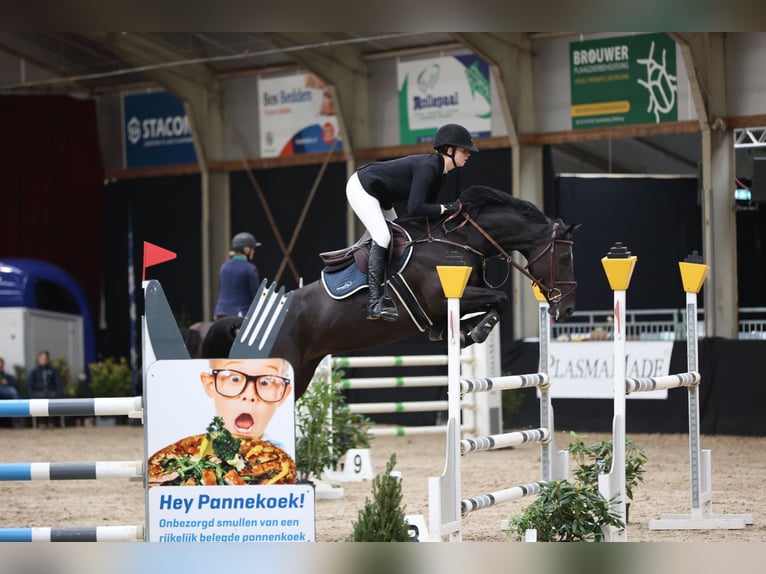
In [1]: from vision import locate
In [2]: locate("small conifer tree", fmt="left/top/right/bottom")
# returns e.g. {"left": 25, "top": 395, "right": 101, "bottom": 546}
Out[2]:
{"left": 349, "top": 454, "right": 411, "bottom": 541}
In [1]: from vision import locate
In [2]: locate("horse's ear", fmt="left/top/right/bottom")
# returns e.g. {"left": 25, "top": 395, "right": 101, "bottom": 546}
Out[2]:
{"left": 565, "top": 223, "right": 582, "bottom": 236}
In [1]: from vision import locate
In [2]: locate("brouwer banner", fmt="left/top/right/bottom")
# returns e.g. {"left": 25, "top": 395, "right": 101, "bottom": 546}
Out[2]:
{"left": 570, "top": 33, "right": 678, "bottom": 129}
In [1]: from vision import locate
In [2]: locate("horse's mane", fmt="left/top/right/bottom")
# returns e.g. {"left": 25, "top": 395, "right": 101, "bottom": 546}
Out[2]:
{"left": 458, "top": 185, "right": 549, "bottom": 224}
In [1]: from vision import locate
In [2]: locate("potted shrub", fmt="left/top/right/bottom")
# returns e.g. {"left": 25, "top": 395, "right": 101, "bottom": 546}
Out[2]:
{"left": 348, "top": 454, "right": 411, "bottom": 542}
{"left": 567, "top": 431, "right": 648, "bottom": 519}
{"left": 294, "top": 366, "right": 372, "bottom": 483}
{"left": 505, "top": 479, "right": 624, "bottom": 542}
{"left": 505, "top": 432, "right": 647, "bottom": 541}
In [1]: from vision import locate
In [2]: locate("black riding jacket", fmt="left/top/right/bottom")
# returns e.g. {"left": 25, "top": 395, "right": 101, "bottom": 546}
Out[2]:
{"left": 357, "top": 153, "right": 446, "bottom": 217}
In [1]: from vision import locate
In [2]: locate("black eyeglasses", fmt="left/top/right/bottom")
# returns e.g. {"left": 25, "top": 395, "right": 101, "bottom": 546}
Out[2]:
{"left": 211, "top": 369, "right": 290, "bottom": 402}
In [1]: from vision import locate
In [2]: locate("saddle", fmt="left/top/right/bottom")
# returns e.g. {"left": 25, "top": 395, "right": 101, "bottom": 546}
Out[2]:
{"left": 319, "top": 222, "right": 431, "bottom": 331}
{"left": 319, "top": 222, "right": 412, "bottom": 274}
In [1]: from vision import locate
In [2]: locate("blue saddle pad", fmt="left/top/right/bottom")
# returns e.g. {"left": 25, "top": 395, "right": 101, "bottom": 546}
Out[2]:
{"left": 321, "top": 262, "right": 369, "bottom": 300}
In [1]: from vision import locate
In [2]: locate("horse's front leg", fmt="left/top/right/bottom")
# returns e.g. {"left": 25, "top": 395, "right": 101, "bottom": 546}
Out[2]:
{"left": 459, "top": 286, "right": 507, "bottom": 345}
{"left": 427, "top": 286, "right": 507, "bottom": 345}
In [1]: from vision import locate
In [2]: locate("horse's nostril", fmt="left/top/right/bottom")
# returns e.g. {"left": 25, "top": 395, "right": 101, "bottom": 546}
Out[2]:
{"left": 565, "top": 306, "right": 574, "bottom": 317}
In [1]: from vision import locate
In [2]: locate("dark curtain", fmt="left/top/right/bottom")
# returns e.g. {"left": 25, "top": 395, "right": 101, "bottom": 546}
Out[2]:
{"left": 736, "top": 207, "right": 766, "bottom": 307}
{"left": 554, "top": 176, "right": 702, "bottom": 311}
{"left": 0, "top": 95, "right": 105, "bottom": 325}
{"left": 102, "top": 175, "right": 202, "bottom": 360}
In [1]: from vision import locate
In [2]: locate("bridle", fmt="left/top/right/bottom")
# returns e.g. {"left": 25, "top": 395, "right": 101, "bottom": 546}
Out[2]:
{"left": 408, "top": 201, "right": 577, "bottom": 305}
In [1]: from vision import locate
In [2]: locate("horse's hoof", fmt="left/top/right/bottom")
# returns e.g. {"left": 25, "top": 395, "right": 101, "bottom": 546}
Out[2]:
{"left": 428, "top": 329, "right": 445, "bottom": 342}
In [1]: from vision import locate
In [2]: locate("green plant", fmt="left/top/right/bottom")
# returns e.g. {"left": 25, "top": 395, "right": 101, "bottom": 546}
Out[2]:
{"left": 294, "top": 366, "right": 373, "bottom": 482}
{"left": 505, "top": 432, "right": 647, "bottom": 542}
{"left": 349, "top": 454, "right": 411, "bottom": 542}
{"left": 89, "top": 357, "right": 132, "bottom": 397}
{"left": 567, "top": 431, "right": 647, "bottom": 502}
{"left": 506, "top": 480, "right": 624, "bottom": 542}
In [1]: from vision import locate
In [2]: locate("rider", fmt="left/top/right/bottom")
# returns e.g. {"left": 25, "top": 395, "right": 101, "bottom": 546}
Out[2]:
{"left": 213, "top": 232, "right": 262, "bottom": 320}
{"left": 345, "top": 123, "right": 478, "bottom": 321}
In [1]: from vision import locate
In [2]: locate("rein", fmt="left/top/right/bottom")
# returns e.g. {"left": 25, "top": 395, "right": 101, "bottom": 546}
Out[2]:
{"left": 406, "top": 200, "right": 576, "bottom": 304}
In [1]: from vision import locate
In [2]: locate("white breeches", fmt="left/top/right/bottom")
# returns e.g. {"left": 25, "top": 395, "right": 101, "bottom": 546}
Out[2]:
{"left": 346, "top": 172, "right": 396, "bottom": 248}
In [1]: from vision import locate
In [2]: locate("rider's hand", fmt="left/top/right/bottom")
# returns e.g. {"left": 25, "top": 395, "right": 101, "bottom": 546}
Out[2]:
{"left": 443, "top": 202, "right": 460, "bottom": 215}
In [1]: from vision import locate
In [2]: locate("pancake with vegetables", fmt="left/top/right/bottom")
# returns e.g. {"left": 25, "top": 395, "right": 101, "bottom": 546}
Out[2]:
{"left": 148, "top": 416, "right": 294, "bottom": 487}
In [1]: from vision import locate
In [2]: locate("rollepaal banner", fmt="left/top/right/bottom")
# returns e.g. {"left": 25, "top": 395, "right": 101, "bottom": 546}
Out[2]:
{"left": 124, "top": 91, "right": 197, "bottom": 168}
{"left": 397, "top": 55, "right": 491, "bottom": 144}
{"left": 570, "top": 33, "right": 678, "bottom": 129}
{"left": 258, "top": 72, "right": 343, "bottom": 157}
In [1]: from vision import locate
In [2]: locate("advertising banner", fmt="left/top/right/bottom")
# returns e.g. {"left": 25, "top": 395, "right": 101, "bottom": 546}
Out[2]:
{"left": 123, "top": 91, "right": 197, "bottom": 168}
{"left": 397, "top": 54, "right": 492, "bottom": 144}
{"left": 570, "top": 33, "right": 678, "bottom": 129}
{"left": 145, "top": 358, "right": 314, "bottom": 543}
{"left": 258, "top": 72, "right": 343, "bottom": 157}
{"left": 547, "top": 341, "right": 673, "bottom": 399}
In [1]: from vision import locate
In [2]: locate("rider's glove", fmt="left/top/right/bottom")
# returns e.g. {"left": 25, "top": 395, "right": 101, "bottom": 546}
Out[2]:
{"left": 443, "top": 202, "right": 460, "bottom": 215}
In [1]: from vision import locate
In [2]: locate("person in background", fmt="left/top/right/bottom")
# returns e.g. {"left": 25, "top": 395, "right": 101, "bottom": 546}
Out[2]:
{"left": 213, "top": 232, "right": 262, "bottom": 321}
{"left": 0, "top": 357, "right": 19, "bottom": 400}
{"left": 345, "top": 123, "right": 478, "bottom": 321}
{"left": 27, "top": 350, "right": 63, "bottom": 398}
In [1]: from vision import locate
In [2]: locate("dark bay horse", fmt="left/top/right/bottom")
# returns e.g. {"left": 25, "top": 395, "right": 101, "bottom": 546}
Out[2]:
{"left": 202, "top": 185, "right": 578, "bottom": 399}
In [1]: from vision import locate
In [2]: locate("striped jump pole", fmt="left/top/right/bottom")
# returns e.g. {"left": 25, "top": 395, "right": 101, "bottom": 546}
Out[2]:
{"left": 0, "top": 394, "right": 146, "bottom": 542}
{"left": 462, "top": 482, "right": 545, "bottom": 515}
{"left": 0, "top": 461, "right": 143, "bottom": 481}
{"left": 0, "top": 396, "right": 143, "bottom": 419}
{"left": 329, "top": 344, "right": 489, "bottom": 437}
{"left": 334, "top": 355, "right": 450, "bottom": 369}
{"left": 0, "top": 525, "right": 143, "bottom": 542}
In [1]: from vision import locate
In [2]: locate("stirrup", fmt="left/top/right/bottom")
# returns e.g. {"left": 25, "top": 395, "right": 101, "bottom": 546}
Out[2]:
{"left": 367, "top": 296, "right": 398, "bottom": 321}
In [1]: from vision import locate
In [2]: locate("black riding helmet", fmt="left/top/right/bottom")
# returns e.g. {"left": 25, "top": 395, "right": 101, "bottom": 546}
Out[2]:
{"left": 433, "top": 123, "right": 479, "bottom": 153}
{"left": 433, "top": 123, "right": 478, "bottom": 170}
{"left": 231, "top": 232, "right": 262, "bottom": 252}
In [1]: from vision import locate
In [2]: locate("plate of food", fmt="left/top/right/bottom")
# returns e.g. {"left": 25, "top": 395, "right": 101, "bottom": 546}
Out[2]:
{"left": 148, "top": 416, "right": 295, "bottom": 487}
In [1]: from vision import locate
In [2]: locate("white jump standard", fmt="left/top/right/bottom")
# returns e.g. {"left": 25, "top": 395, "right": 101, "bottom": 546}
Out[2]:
{"left": 599, "top": 245, "right": 753, "bottom": 542}
{"left": 427, "top": 268, "right": 568, "bottom": 541}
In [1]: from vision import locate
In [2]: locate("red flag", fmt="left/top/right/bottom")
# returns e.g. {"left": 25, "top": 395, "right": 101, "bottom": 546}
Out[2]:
{"left": 143, "top": 242, "right": 177, "bottom": 280}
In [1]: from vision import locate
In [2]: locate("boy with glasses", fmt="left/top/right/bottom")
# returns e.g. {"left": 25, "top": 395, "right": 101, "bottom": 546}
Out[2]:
{"left": 199, "top": 357, "right": 292, "bottom": 447}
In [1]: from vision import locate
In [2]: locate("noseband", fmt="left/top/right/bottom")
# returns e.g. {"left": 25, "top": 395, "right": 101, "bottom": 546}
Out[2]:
{"left": 425, "top": 204, "right": 577, "bottom": 305}
{"left": 521, "top": 223, "right": 577, "bottom": 304}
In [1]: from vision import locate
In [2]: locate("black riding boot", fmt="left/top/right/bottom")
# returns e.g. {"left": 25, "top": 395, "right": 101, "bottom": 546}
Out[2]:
{"left": 367, "top": 242, "right": 398, "bottom": 321}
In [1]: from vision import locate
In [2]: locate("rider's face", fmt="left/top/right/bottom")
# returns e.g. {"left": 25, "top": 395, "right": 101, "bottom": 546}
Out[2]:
{"left": 454, "top": 147, "right": 472, "bottom": 167}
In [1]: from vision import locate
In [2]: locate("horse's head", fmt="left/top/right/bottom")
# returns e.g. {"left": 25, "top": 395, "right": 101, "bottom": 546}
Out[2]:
{"left": 526, "top": 220, "right": 579, "bottom": 321}
{"left": 455, "top": 185, "right": 578, "bottom": 321}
